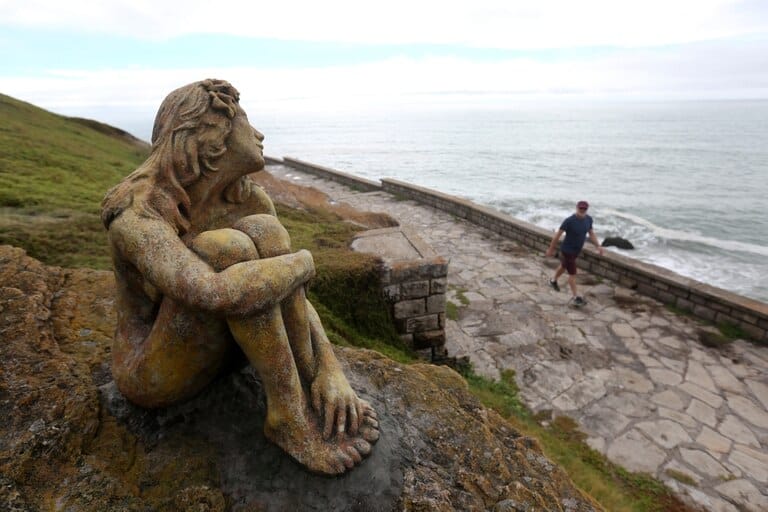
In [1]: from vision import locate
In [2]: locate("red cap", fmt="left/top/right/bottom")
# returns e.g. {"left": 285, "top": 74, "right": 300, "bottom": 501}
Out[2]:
{"left": 577, "top": 201, "right": 589, "bottom": 209}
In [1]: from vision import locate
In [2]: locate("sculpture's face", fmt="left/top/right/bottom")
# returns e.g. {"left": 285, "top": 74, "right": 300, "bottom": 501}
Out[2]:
{"left": 225, "top": 105, "right": 265, "bottom": 173}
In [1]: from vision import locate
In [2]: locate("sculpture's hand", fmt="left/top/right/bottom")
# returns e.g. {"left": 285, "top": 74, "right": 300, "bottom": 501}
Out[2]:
{"left": 311, "top": 367, "right": 361, "bottom": 439}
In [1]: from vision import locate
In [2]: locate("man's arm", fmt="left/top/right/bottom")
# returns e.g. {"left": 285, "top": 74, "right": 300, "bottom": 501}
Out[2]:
{"left": 588, "top": 229, "right": 605, "bottom": 256}
{"left": 546, "top": 229, "right": 564, "bottom": 257}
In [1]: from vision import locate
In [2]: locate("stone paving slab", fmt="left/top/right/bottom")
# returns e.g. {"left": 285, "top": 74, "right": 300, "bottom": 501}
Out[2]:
{"left": 267, "top": 165, "right": 768, "bottom": 512}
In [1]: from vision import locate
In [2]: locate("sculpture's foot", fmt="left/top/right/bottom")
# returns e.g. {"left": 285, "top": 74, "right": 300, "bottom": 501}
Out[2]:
{"left": 264, "top": 402, "right": 378, "bottom": 476}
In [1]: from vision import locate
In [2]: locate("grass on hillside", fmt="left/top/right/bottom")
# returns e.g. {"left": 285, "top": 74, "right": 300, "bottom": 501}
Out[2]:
{"left": 0, "top": 93, "right": 150, "bottom": 268}
{"left": 1, "top": 91, "right": 697, "bottom": 512}
{"left": 0, "top": 94, "right": 148, "bottom": 213}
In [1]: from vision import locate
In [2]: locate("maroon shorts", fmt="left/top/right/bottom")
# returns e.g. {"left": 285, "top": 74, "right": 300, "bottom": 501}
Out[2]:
{"left": 560, "top": 252, "right": 579, "bottom": 275}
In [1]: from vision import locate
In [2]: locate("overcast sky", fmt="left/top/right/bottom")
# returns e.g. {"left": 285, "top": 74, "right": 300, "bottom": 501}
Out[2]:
{"left": 2, "top": 0, "right": 768, "bottom": 137}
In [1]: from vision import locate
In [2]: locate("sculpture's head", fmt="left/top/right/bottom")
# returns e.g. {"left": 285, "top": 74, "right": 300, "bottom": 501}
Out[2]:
{"left": 102, "top": 79, "right": 264, "bottom": 233}
{"left": 150, "top": 79, "right": 264, "bottom": 187}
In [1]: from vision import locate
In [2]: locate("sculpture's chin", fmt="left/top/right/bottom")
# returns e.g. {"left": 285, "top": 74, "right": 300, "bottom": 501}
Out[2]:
{"left": 240, "top": 159, "right": 265, "bottom": 176}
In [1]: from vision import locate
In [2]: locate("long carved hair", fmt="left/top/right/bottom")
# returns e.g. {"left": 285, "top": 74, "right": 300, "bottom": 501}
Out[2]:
{"left": 101, "top": 79, "right": 242, "bottom": 234}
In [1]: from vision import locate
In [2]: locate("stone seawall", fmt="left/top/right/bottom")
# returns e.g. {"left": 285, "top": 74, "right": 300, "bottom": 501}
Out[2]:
{"left": 273, "top": 156, "right": 768, "bottom": 344}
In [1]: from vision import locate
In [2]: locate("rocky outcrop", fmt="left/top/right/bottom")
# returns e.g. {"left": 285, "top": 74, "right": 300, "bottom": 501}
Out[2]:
{"left": 601, "top": 237, "right": 634, "bottom": 250}
{"left": 0, "top": 245, "right": 598, "bottom": 511}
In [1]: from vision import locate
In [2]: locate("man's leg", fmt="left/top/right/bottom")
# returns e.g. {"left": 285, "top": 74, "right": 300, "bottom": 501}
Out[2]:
{"left": 553, "top": 264, "right": 566, "bottom": 282}
{"left": 568, "top": 273, "right": 578, "bottom": 297}
{"left": 560, "top": 252, "right": 579, "bottom": 297}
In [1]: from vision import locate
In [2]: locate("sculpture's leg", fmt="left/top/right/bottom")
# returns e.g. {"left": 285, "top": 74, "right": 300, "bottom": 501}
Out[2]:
{"left": 227, "top": 305, "right": 366, "bottom": 475}
{"left": 191, "top": 229, "right": 308, "bottom": 439}
{"left": 191, "top": 222, "right": 372, "bottom": 474}
{"left": 232, "top": 215, "right": 314, "bottom": 380}
{"left": 231, "top": 215, "right": 378, "bottom": 472}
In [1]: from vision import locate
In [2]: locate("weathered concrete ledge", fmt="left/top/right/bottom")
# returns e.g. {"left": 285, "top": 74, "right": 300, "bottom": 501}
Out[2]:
{"left": 269, "top": 156, "right": 768, "bottom": 344}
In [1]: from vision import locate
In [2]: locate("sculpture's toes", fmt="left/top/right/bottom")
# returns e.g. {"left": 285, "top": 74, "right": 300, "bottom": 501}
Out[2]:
{"left": 306, "top": 446, "right": 351, "bottom": 476}
{"left": 344, "top": 443, "right": 363, "bottom": 465}
{"left": 359, "top": 413, "right": 380, "bottom": 443}
{"left": 326, "top": 459, "right": 347, "bottom": 476}
{"left": 352, "top": 437, "right": 372, "bottom": 457}
{"left": 360, "top": 400, "right": 378, "bottom": 421}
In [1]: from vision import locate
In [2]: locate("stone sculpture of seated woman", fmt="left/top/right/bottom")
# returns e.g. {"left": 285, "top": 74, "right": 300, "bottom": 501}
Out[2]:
{"left": 101, "top": 79, "right": 378, "bottom": 475}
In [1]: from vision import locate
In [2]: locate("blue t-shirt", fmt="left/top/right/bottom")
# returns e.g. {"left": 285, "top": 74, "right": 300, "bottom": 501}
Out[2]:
{"left": 559, "top": 214, "right": 593, "bottom": 254}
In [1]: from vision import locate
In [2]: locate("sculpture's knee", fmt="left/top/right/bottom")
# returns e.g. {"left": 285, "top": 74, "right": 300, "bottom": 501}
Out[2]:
{"left": 189, "top": 228, "right": 259, "bottom": 272}
{"left": 233, "top": 214, "right": 291, "bottom": 258}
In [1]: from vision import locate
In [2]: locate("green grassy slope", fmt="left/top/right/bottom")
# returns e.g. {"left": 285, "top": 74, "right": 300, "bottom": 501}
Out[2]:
{"left": 0, "top": 93, "right": 150, "bottom": 268}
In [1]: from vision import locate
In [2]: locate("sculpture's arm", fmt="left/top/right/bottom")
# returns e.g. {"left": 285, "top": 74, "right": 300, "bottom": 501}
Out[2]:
{"left": 109, "top": 209, "right": 314, "bottom": 317}
{"left": 224, "top": 177, "right": 277, "bottom": 216}
{"left": 244, "top": 179, "right": 277, "bottom": 216}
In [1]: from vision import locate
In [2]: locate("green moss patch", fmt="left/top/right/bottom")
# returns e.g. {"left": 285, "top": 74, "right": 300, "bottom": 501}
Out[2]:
{"left": 664, "top": 469, "right": 697, "bottom": 487}
{"left": 446, "top": 300, "right": 459, "bottom": 320}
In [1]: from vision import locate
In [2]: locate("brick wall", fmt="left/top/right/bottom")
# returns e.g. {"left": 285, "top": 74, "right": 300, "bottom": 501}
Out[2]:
{"left": 381, "top": 257, "right": 448, "bottom": 355}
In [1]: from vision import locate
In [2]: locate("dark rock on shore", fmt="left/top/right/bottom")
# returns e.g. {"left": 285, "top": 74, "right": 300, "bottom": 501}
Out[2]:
{"left": 601, "top": 237, "right": 634, "bottom": 250}
{"left": 0, "top": 245, "right": 598, "bottom": 511}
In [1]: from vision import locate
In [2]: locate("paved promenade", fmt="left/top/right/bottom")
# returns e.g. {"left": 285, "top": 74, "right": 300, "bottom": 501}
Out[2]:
{"left": 267, "top": 163, "right": 768, "bottom": 512}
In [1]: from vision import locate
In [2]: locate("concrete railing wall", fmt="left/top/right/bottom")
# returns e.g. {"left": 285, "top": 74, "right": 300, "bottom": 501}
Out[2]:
{"left": 264, "top": 155, "right": 284, "bottom": 166}
{"left": 281, "top": 157, "right": 381, "bottom": 192}
{"left": 272, "top": 157, "right": 768, "bottom": 344}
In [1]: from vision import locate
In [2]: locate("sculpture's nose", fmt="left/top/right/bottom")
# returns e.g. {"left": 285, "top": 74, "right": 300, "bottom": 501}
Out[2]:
{"left": 254, "top": 128, "right": 264, "bottom": 142}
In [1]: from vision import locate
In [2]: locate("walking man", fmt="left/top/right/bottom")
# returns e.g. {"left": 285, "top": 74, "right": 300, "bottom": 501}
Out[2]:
{"left": 546, "top": 200, "right": 604, "bottom": 306}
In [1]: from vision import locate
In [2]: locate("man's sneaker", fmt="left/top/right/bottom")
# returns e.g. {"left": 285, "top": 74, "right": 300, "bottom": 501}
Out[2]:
{"left": 549, "top": 279, "right": 560, "bottom": 292}
{"left": 572, "top": 296, "right": 587, "bottom": 307}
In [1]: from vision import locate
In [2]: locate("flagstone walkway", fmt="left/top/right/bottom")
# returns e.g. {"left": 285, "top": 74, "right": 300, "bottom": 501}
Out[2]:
{"left": 267, "top": 163, "right": 768, "bottom": 512}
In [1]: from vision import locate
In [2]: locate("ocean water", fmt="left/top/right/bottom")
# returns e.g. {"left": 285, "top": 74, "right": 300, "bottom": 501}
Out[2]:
{"left": 255, "top": 100, "right": 768, "bottom": 303}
